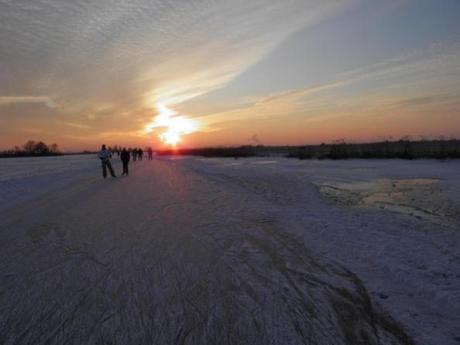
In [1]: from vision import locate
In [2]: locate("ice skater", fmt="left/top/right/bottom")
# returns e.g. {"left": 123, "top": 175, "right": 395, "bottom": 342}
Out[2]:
{"left": 97, "top": 144, "right": 116, "bottom": 178}
{"left": 147, "top": 147, "right": 153, "bottom": 160}
{"left": 120, "top": 147, "right": 131, "bottom": 176}
{"left": 132, "top": 148, "right": 137, "bottom": 162}
{"left": 138, "top": 148, "right": 143, "bottom": 161}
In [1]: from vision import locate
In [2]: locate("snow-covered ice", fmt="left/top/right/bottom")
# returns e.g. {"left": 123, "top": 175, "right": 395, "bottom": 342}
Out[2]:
{"left": 0, "top": 155, "right": 113, "bottom": 210}
{"left": 0, "top": 156, "right": 459, "bottom": 344}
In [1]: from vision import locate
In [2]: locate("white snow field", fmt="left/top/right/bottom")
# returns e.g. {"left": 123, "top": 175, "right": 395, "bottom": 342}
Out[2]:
{"left": 0, "top": 155, "right": 120, "bottom": 210}
{"left": 0, "top": 155, "right": 459, "bottom": 345}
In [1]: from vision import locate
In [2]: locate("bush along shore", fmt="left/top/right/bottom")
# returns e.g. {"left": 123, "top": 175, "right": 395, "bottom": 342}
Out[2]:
{"left": 156, "top": 139, "right": 460, "bottom": 160}
{"left": 0, "top": 140, "right": 62, "bottom": 158}
{"left": 287, "top": 139, "right": 460, "bottom": 160}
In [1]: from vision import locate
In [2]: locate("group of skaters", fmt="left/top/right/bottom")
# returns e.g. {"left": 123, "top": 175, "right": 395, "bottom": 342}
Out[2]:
{"left": 97, "top": 144, "right": 154, "bottom": 178}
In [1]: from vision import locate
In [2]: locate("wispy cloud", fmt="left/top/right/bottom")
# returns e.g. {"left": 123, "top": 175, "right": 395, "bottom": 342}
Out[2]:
{"left": 0, "top": 96, "right": 56, "bottom": 108}
{"left": 197, "top": 43, "right": 460, "bottom": 129}
{"left": 0, "top": 0, "right": 352, "bottom": 116}
{"left": 63, "top": 122, "right": 92, "bottom": 130}
{"left": 141, "top": 2, "right": 351, "bottom": 107}
{"left": 3, "top": 0, "right": 457, "bottom": 148}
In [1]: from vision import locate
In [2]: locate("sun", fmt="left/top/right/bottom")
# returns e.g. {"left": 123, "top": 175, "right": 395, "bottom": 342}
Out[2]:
{"left": 160, "top": 128, "right": 181, "bottom": 146}
{"left": 143, "top": 104, "right": 198, "bottom": 146}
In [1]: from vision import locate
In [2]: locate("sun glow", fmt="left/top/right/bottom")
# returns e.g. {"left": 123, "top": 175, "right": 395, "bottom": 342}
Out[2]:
{"left": 144, "top": 104, "right": 198, "bottom": 146}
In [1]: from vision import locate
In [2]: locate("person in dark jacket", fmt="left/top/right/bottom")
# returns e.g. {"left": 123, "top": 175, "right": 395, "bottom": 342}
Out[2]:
{"left": 138, "top": 148, "right": 143, "bottom": 161}
{"left": 132, "top": 148, "right": 137, "bottom": 162}
{"left": 120, "top": 148, "right": 131, "bottom": 176}
{"left": 147, "top": 147, "right": 153, "bottom": 160}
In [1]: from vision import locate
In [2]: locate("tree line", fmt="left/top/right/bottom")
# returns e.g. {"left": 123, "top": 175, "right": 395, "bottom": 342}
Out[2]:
{"left": 0, "top": 140, "right": 61, "bottom": 158}
{"left": 287, "top": 139, "right": 460, "bottom": 160}
{"left": 156, "top": 139, "right": 460, "bottom": 159}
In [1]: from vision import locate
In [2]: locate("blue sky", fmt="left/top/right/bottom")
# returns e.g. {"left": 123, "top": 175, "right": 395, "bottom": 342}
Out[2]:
{"left": 184, "top": 0, "right": 460, "bottom": 109}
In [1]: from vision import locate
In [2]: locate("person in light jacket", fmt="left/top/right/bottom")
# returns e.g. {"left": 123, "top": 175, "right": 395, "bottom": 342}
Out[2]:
{"left": 97, "top": 144, "right": 116, "bottom": 178}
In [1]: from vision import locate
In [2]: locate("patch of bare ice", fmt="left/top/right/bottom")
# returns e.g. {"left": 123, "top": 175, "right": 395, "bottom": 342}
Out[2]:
{"left": 251, "top": 160, "right": 278, "bottom": 165}
{"left": 315, "top": 178, "right": 459, "bottom": 225}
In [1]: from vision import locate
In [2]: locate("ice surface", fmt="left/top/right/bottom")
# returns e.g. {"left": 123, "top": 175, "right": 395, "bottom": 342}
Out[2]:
{"left": 0, "top": 154, "right": 119, "bottom": 210}
{"left": 188, "top": 157, "right": 460, "bottom": 345}
{"left": 0, "top": 156, "right": 459, "bottom": 344}
{"left": 314, "top": 178, "right": 459, "bottom": 225}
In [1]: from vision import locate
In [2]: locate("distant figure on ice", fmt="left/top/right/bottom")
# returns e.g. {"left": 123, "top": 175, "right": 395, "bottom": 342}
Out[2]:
{"left": 120, "top": 147, "right": 130, "bottom": 176}
{"left": 132, "top": 148, "right": 137, "bottom": 162}
{"left": 147, "top": 147, "right": 153, "bottom": 160}
{"left": 97, "top": 144, "right": 116, "bottom": 178}
{"left": 138, "top": 148, "right": 144, "bottom": 161}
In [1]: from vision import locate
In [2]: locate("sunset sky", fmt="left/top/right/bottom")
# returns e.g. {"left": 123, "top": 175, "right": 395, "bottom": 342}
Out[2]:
{"left": 1, "top": 0, "right": 459, "bottom": 151}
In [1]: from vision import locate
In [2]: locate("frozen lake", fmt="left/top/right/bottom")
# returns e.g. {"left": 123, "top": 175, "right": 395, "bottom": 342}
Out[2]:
{"left": 0, "top": 154, "right": 119, "bottom": 210}
{"left": 0, "top": 156, "right": 459, "bottom": 344}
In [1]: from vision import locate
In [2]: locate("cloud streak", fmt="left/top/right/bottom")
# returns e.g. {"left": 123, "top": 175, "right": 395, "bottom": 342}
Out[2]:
{"left": 0, "top": 96, "right": 56, "bottom": 108}
{"left": 0, "top": 0, "right": 351, "bottom": 119}
{"left": 197, "top": 43, "right": 460, "bottom": 130}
